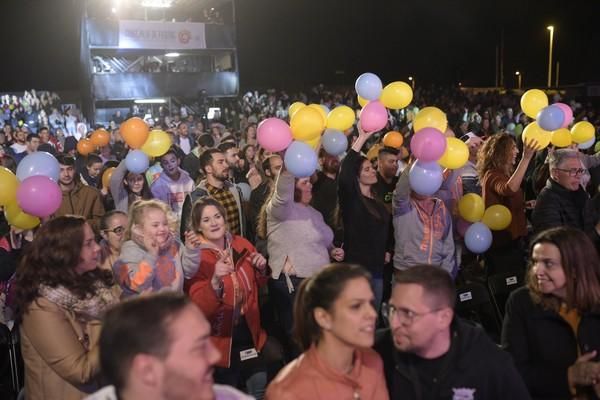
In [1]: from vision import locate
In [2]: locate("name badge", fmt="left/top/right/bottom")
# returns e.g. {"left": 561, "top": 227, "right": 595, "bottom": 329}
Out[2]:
{"left": 240, "top": 348, "right": 259, "bottom": 361}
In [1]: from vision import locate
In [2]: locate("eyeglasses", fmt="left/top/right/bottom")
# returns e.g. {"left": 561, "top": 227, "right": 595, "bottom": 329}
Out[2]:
{"left": 381, "top": 303, "right": 443, "bottom": 325}
{"left": 104, "top": 226, "right": 125, "bottom": 235}
{"left": 554, "top": 167, "right": 586, "bottom": 177}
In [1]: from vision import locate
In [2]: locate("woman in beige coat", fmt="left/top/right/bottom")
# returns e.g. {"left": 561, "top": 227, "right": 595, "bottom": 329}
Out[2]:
{"left": 14, "top": 216, "right": 120, "bottom": 400}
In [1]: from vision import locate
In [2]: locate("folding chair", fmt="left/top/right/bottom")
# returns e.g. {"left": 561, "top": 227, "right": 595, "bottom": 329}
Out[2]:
{"left": 0, "top": 323, "right": 23, "bottom": 400}
{"left": 487, "top": 271, "right": 524, "bottom": 322}
{"left": 455, "top": 282, "right": 502, "bottom": 343}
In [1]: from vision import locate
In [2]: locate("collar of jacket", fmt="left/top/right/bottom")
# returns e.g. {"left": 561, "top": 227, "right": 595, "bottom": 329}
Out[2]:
{"left": 546, "top": 178, "right": 588, "bottom": 198}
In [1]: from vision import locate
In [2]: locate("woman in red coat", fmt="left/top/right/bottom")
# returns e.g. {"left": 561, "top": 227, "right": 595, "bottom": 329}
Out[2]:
{"left": 184, "top": 196, "right": 271, "bottom": 399}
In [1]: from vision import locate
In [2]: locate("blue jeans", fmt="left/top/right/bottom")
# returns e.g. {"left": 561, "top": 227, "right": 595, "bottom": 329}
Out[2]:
{"left": 372, "top": 277, "right": 383, "bottom": 314}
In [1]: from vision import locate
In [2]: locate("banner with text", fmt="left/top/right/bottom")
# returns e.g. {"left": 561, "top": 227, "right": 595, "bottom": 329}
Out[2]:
{"left": 118, "top": 20, "right": 206, "bottom": 50}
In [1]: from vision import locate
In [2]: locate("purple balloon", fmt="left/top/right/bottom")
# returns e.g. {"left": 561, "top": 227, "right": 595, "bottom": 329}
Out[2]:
{"left": 408, "top": 161, "right": 443, "bottom": 196}
{"left": 536, "top": 105, "right": 564, "bottom": 132}
{"left": 16, "top": 175, "right": 62, "bottom": 217}
{"left": 464, "top": 222, "right": 493, "bottom": 254}
{"left": 284, "top": 141, "right": 318, "bottom": 178}
{"left": 554, "top": 102, "right": 573, "bottom": 128}
{"left": 355, "top": 72, "right": 383, "bottom": 101}
{"left": 360, "top": 100, "right": 388, "bottom": 132}
{"left": 257, "top": 118, "right": 293, "bottom": 152}
{"left": 410, "top": 128, "right": 447, "bottom": 162}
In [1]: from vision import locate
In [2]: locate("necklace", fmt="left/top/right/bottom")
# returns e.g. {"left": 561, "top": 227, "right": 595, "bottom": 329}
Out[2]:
{"left": 353, "top": 389, "right": 361, "bottom": 400}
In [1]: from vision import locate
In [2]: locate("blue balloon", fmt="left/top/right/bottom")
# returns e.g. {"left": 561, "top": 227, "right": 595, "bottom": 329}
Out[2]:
{"left": 578, "top": 136, "right": 596, "bottom": 150}
{"left": 16, "top": 151, "right": 60, "bottom": 182}
{"left": 464, "top": 222, "right": 492, "bottom": 254}
{"left": 320, "top": 104, "right": 330, "bottom": 115}
{"left": 321, "top": 129, "right": 348, "bottom": 156}
{"left": 408, "top": 161, "right": 443, "bottom": 196}
{"left": 284, "top": 141, "right": 318, "bottom": 178}
{"left": 355, "top": 72, "right": 383, "bottom": 101}
{"left": 125, "top": 150, "right": 149, "bottom": 174}
{"left": 536, "top": 105, "right": 564, "bottom": 132}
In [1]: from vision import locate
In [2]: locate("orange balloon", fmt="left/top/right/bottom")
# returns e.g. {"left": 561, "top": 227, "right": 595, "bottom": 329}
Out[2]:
{"left": 77, "top": 139, "right": 95, "bottom": 156}
{"left": 120, "top": 117, "right": 149, "bottom": 149}
{"left": 382, "top": 131, "right": 404, "bottom": 149}
{"left": 102, "top": 167, "right": 116, "bottom": 189}
{"left": 91, "top": 129, "right": 110, "bottom": 147}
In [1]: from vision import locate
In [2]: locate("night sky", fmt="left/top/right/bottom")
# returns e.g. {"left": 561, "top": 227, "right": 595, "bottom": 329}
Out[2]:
{"left": 1, "top": 0, "right": 599, "bottom": 92}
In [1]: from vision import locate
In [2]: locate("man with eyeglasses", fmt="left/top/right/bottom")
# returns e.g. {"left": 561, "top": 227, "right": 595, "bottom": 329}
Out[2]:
{"left": 375, "top": 265, "right": 530, "bottom": 399}
{"left": 532, "top": 149, "right": 600, "bottom": 239}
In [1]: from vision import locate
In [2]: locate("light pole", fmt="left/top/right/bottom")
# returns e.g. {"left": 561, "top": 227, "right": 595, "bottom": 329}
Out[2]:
{"left": 547, "top": 25, "right": 554, "bottom": 88}
{"left": 515, "top": 71, "right": 522, "bottom": 90}
{"left": 408, "top": 76, "right": 415, "bottom": 89}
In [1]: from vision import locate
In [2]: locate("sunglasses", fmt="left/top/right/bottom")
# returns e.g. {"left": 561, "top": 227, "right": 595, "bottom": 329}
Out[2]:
{"left": 104, "top": 226, "right": 125, "bottom": 235}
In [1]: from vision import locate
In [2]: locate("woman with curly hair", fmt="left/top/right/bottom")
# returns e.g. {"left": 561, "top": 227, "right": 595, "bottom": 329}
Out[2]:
{"left": 476, "top": 133, "right": 538, "bottom": 275}
{"left": 14, "top": 216, "right": 121, "bottom": 400}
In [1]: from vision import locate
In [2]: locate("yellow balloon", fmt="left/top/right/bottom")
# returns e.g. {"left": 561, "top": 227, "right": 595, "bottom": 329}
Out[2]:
{"left": 357, "top": 95, "right": 369, "bottom": 108}
{"left": 0, "top": 167, "right": 19, "bottom": 205}
{"left": 141, "top": 130, "right": 172, "bottom": 157}
{"left": 438, "top": 137, "right": 469, "bottom": 169}
{"left": 550, "top": 128, "right": 572, "bottom": 147}
{"left": 288, "top": 102, "right": 306, "bottom": 119}
{"left": 380, "top": 81, "right": 413, "bottom": 109}
{"left": 5, "top": 203, "right": 40, "bottom": 230}
{"left": 308, "top": 104, "right": 327, "bottom": 126}
{"left": 326, "top": 106, "right": 355, "bottom": 131}
{"left": 571, "top": 121, "right": 595, "bottom": 144}
{"left": 520, "top": 89, "right": 548, "bottom": 119}
{"left": 290, "top": 106, "right": 325, "bottom": 141}
{"left": 366, "top": 143, "right": 381, "bottom": 161}
{"left": 305, "top": 136, "right": 320, "bottom": 149}
{"left": 458, "top": 193, "right": 485, "bottom": 223}
{"left": 522, "top": 122, "right": 551, "bottom": 149}
{"left": 482, "top": 204, "right": 512, "bottom": 231}
{"left": 413, "top": 107, "right": 448, "bottom": 133}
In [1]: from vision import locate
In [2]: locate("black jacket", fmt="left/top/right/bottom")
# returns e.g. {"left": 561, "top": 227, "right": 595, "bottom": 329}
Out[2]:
{"left": 502, "top": 286, "right": 600, "bottom": 400}
{"left": 375, "top": 318, "right": 530, "bottom": 400}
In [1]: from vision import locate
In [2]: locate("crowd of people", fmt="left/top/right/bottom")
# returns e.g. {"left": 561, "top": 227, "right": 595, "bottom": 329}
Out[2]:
{"left": 1, "top": 84, "right": 600, "bottom": 400}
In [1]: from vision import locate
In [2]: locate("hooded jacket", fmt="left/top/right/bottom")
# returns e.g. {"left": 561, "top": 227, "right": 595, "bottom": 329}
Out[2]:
{"left": 54, "top": 181, "right": 106, "bottom": 232}
{"left": 150, "top": 168, "right": 194, "bottom": 219}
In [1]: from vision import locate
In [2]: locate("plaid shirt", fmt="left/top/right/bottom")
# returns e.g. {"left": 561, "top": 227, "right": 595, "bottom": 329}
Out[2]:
{"left": 206, "top": 182, "right": 241, "bottom": 235}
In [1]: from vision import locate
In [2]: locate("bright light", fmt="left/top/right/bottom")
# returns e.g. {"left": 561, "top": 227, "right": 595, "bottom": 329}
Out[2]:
{"left": 134, "top": 98, "right": 167, "bottom": 104}
{"left": 515, "top": 71, "right": 520, "bottom": 76}
{"left": 547, "top": 25, "right": 554, "bottom": 31}
{"left": 111, "top": 7, "right": 117, "bottom": 13}
{"left": 408, "top": 76, "right": 413, "bottom": 81}
{"left": 141, "top": 0, "right": 173, "bottom": 8}
{"left": 165, "top": 52, "right": 180, "bottom": 57}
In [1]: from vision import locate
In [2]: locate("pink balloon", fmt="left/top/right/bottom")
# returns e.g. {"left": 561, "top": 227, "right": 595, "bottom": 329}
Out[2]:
{"left": 360, "top": 100, "right": 388, "bottom": 132}
{"left": 257, "top": 118, "right": 293, "bottom": 152}
{"left": 456, "top": 217, "right": 472, "bottom": 238}
{"left": 410, "top": 127, "right": 447, "bottom": 162}
{"left": 16, "top": 176, "right": 62, "bottom": 217}
{"left": 554, "top": 103, "right": 573, "bottom": 128}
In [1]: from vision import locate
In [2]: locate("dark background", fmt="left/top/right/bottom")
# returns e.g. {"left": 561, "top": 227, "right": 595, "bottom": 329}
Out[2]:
{"left": 1, "top": 0, "right": 599, "bottom": 92}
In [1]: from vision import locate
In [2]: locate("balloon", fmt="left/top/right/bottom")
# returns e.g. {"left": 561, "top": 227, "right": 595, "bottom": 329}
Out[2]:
{"left": 410, "top": 128, "right": 447, "bottom": 162}
{"left": 125, "top": 150, "right": 150, "bottom": 174}
{"left": 536, "top": 105, "right": 565, "bottom": 132}
{"left": 380, "top": 81, "right": 413, "bottom": 109}
{"left": 236, "top": 183, "right": 251, "bottom": 202}
{"left": 520, "top": 89, "right": 548, "bottom": 119}
{"left": 284, "top": 141, "right": 318, "bottom": 178}
{"left": 77, "top": 139, "right": 95, "bottom": 156}
{"left": 357, "top": 95, "right": 369, "bottom": 108}
{"left": 554, "top": 102, "right": 573, "bottom": 128}
{"left": 408, "top": 161, "right": 443, "bottom": 196}
{"left": 121, "top": 117, "right": 150, "bottom": 149}
{"left": 464, "top": 222, "right": 492, "bottom": 254}
{"left": 578, "top": 136, "right": 596, "bottom": 150}
{"left": 571, "top": 121, "right": 595, "bottom": 144}
{"left": 359, "top": 100, "right": 388, "bottom": 132}
{"left": 305, "top": 136, "right": 320, "bottom": 149}
{"left": 438, "top": 137, "right": 469, "bottom": 169}
{"left": 16, "top": 176, "right": 62, "bottom": 217}
{"left": 290, "top": 106, "right": 324, "bottom": 141}
{"left": 413, "top": 107, "right": 448, "bottom": 133}
{"left": 458, "top": 193, "right": 485, "bottom": 223}
{"left": 0, "top": 167, "right": 18, "bottom": 205}
{"left": 366, "top": 143, "right": 382, "bottom": 161}
{"left": 482, "top": 204, "right": 512, "bottom": 230}
{"left": 522, "top": 122, "right": 551, "bottom": 149}
{"left": 321, "top": 129, "right": 348, "bottom": 156}
{"left": 141, "top": 130, "right": 171, "bottom": 157}
{"left": 288, "top": 102, "right": 306, "bottom": 118}
{"left": 308, "top": 104, "right": 328, "bottom": 126}
{"left": 90, "top": 129, "right": 110, "bottom": 147}
{"left": 257, "top": 118, "right": 293, "bottom": 152}
{"left": 326, "top": 106, "right": 355, "bottom": 131}
{"left": 320, "top": 104, "right": 330, "bottom": 115}
{"left": 16, "top": 151, "right": 60, "bottom": 182}
{"left": 4, "top": 202, "right": 40, "bottom": 230}
{"left": 355, "top": 72, "right": 383, "bottom": 101}
{"left": 102, "top": 167, "right": 116, "bottom": 189}
{"left": 550, "top": 128, "right": 572, "bottom": 147}
{"left": 382, "top": 131, "right": 404, "bottom": 149}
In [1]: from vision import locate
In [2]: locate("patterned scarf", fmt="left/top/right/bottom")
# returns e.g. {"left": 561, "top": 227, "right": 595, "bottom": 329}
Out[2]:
{"left": 38, "top": 282, "right": 120, "bottom": 320}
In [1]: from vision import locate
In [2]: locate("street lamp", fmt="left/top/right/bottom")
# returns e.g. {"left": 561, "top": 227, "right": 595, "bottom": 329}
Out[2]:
{"left": 547, "top": 26, "right": 554, "bottom": 88}
{"left": 515, "top": 71, "right": 522, "bottom": 90}
{"left": 408, "top": 76, "right": 415, "bottom": 89}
